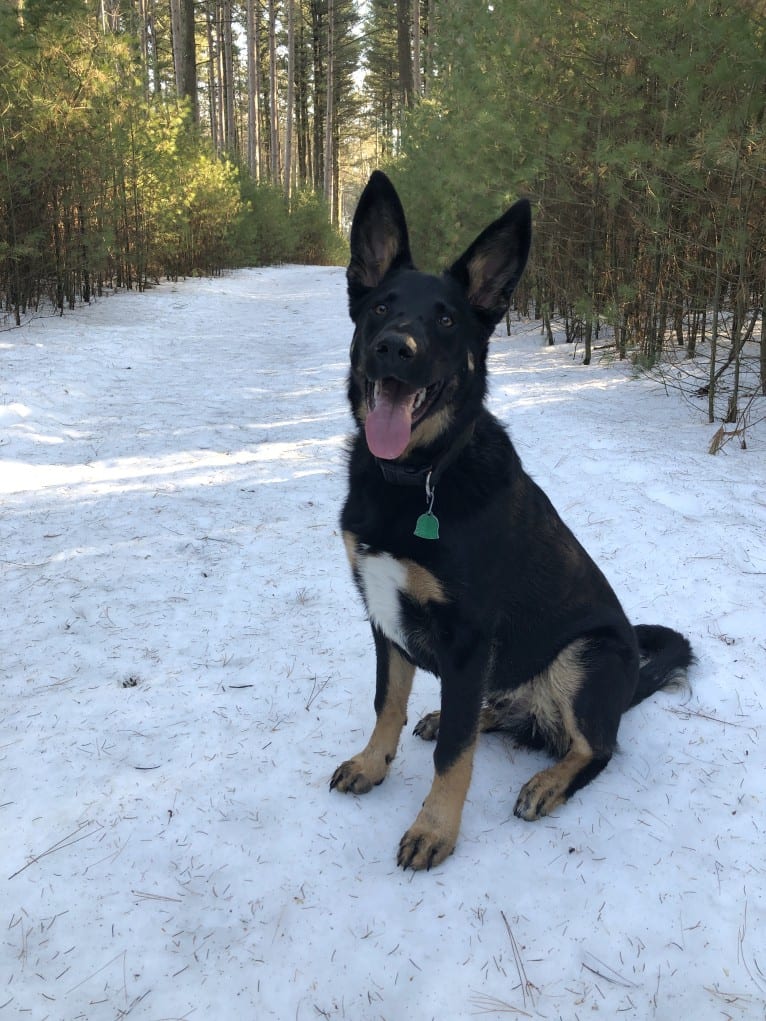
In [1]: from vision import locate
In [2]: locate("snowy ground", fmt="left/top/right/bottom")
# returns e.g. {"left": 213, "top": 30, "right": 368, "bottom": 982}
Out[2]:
{"left": 1, "top": 267, "right": 765, "bottom": 1021}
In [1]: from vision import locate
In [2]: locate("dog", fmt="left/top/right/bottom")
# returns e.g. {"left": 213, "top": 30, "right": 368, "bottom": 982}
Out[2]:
{"left": 331, "top": 171, "right": 693, "bottom": 871}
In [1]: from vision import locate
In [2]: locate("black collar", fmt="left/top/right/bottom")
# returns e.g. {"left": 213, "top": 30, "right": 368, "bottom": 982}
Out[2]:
{"left": 375, "top": 423, "right": 475, "bottom": 489}
{"left": 376, "top": 460, "right": 431, "bottom": 486}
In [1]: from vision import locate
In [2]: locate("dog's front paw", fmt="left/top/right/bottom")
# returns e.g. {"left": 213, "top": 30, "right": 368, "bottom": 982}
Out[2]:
{"left": 330, "top": 754, "right": 387, "bottom": 794}
{"left": 413, "top": 710, "right": 440, "bottom": 741}
{"left": 397, "top": 820, "right": 456, "bottom": 871}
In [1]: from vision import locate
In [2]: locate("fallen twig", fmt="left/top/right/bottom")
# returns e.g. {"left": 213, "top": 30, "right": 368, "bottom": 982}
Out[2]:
{"left": 469, "top": 989, "right": 534, "bottom": 1016}
{"left": 663, "top": 705, "right": 748, "bottom": 728}
{"left": 501, "top": 910, "right": 537, "bottom": 1009}
{"left": 8, "top": 821, "right": 102, "bottom": 880}
{"left": 582, "top": 951, "right": 638, "bottom": 989}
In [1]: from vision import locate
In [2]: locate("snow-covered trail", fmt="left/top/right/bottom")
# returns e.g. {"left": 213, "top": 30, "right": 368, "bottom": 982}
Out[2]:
{"left": 1, "top": 268, "right": 764, "bottom": 1020}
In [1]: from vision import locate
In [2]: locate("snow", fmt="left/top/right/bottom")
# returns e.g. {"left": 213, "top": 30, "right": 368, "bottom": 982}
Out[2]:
{"left": 1, "top": 267, "right": 764, "bottom": 1021}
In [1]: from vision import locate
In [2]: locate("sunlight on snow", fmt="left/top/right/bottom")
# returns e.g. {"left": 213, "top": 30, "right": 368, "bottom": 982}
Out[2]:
{"left": 0, "top": 438, "right": 345, "bottom": 498}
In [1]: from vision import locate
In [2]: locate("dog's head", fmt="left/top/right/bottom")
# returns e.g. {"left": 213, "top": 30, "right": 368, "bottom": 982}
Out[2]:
{"left": 346, "top": 171, "right": 531, "bottom": 462}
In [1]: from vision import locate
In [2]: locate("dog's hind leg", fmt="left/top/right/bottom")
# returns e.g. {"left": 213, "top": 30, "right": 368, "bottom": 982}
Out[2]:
{"left": 513, "top": 638, "right": 630, "bottom": 820}
{"left": 513, "top": 730, "right": 609, "bottom": 820}
{"left": 331, "top": 631, "right": 415, "bottom": 795}
{"left": 417, "top": 702, "right": 608, "bottom": 822}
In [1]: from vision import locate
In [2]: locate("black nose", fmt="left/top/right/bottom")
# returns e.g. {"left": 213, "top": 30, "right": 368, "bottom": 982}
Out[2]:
{"left": 374, "top": 331, "right": 417, "bottom": 364}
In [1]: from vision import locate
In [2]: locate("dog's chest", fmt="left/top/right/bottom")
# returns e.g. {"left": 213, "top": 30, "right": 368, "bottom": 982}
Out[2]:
{"left": 356, "top": 549, "right": 411, "bottom": 651}
{"left": 345, "top": 533, "right": 447, "bottom": 658}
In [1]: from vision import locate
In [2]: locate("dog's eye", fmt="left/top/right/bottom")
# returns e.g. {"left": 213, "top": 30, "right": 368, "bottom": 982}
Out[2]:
{"left": 373, "top": 303, "right": 387, "bottom": 316}
{"left": 439, "top": 314, "right": 454, "bottom": 328}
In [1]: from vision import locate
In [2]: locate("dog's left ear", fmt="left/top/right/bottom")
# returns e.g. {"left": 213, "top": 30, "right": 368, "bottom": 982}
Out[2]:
{"left": 348, "top": 171, "right": 414, "bottom": 300}
{"left": 447, "top": 199, "right": 532, "bottom": 327}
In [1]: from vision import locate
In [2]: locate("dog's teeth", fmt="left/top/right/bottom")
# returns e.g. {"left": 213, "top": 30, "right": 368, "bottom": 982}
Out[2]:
{"left": 414, "top": 388, "right": 426, "bottom": 411}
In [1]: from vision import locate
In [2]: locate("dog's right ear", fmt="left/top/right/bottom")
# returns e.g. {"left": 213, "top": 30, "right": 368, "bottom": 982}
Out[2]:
{"left": 347, "top": 172, "right": 413, "bottom": 300}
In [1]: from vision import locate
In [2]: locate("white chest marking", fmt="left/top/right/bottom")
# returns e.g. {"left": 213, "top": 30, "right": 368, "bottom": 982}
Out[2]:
{"left": 357, "top": 552, "right": 409, "bottom": 652}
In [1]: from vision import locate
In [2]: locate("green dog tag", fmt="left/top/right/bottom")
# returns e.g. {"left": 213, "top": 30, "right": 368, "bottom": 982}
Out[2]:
{"left": 414, "top": 511, "right": 440, "bottom": 540}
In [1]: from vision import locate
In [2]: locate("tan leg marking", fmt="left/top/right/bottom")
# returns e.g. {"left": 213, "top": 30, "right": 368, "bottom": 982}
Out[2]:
{"left": 342, "top": 529, "right": 359, "bottom": 571}
{"left": 331, "top": 647, "right": 415, "bottom": 794}
{"left": 397, "top": 744, "right": 476, "bottom": 870}
{"left": 522, "top": 641, "right": 587, "bottom": 755}
{"left": 514, "top": 738, "right": 594, "bottom": 820}
{"left": 514, "top": 642, "right": 594, "bottom": 819}
{"left": 514, "top": 707, "right": 594, "bottom": 821}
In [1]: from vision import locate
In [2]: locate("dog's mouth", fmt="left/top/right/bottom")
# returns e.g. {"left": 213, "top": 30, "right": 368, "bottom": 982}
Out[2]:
{"left": 364, "top": 377, "right": 445, "bottom": 460}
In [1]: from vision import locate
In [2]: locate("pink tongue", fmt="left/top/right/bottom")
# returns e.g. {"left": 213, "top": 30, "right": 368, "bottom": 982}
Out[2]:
{"left": 365, "top": 385, "right": 415, "bottom": 459}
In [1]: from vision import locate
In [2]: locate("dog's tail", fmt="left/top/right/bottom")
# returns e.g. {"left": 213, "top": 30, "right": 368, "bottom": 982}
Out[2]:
{"left": 630, "top": 624, "right": 694, "bottom": 708}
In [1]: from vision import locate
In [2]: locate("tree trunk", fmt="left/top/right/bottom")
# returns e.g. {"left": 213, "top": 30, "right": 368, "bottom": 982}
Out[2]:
{"left": 181, "top": 0, "right": 198, "bottom": 123}
{"left": 221, "top": 0, "right": 237, "bottom": 155}
{"left": 205, "top": 1, "right": 220, "bottom": 149}
{"left": 412, "top": 0, "right": 420, "bottom": 98}
{"left": 709, "top": 251, "right": 723, "bottom": 423}
{"left": 284, "top": 0, "right": 295, "bottom": 200}
{"left": 423, "top": 0, "right": 434, "bottom": 97}
{"left": 148, "top": 0, "right": 160, "bottom": 95}
{"left": 310, "top": 0, "right": 324, "bottom": 191}
{"left": 268, "top": 0, "right": 279, "bottom": 182}
{"left": 169, "top": 0, "right": 197, "bottom": 117}
{"left": 136, "top": 0, "right": 150, "bottom": 94}
{"left": 246, "top": 0, "right": 261, "bottom": 180}
{"left": 296, "top": 11, "right": 311, "bottom": 185}
{"left": 543, "top": 306, "right": 555, "bottom": 346}
{"left": 397, "top": 0, "right": 414, "bottom": 111}
{"left": 217, "top": 2, "right": 227, "bottom": 147}
{"left": 323, "top": 0, "right": 334, "bottom": 212}
{"left": 169, "top": 0, "right": 184, "bottom": 96}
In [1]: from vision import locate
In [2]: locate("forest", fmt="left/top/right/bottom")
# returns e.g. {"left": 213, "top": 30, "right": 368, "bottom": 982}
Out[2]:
{"left": 1, "top": 0, "right": 764, "bottom": 427}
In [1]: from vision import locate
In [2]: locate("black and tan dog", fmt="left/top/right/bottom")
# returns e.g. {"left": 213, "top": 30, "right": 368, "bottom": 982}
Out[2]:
{"left": 331, "top": 171, "right": 693, "bottom": 871}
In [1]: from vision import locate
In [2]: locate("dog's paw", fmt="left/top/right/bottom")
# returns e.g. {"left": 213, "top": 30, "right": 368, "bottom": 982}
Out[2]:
{"left": 413, "top": 710, "right": 440, "bottom": 741}
{"left": 397, "top": 822, "right": 456, "bottom": 871}
{"left": 330, "top": 755, "right": 386, "bottom": 795}
{"left": 513, "top": 770, "right": 566, "bottom": 821}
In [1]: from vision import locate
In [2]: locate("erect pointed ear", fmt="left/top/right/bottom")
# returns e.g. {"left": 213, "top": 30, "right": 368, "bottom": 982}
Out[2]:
{"left": 347, "top": 172, "right": 413, "bottom": 297}
{"left": 447, "top": 198, "right": 532, "bottom": 327}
